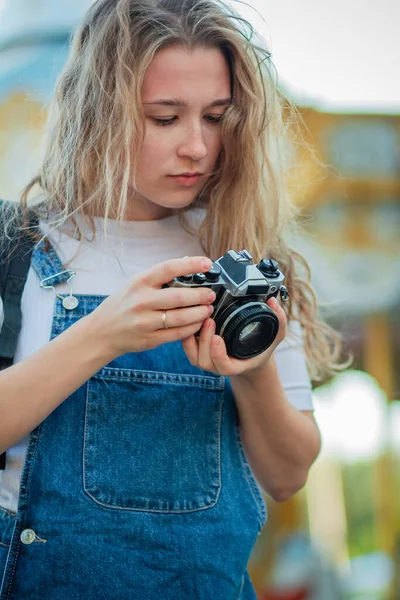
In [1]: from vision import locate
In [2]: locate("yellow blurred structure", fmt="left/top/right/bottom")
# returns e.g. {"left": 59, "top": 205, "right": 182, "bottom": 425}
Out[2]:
{"left": 250, "top": 108, "right": 400, "bottom": 597}
{"left": 297, "top": 107, "right": 399, "bottom": 573}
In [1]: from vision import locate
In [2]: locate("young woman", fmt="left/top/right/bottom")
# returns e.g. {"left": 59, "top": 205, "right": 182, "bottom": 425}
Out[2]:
{"left": 0, "top": 0, "right": 347, "bottom": 597}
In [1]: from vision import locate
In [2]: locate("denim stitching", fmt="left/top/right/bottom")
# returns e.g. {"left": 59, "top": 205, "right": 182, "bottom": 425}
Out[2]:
{"left": 3, "top": 427, "right": 42, "bottom": 599}
{"left": 236, "top": 574, "right": 245, "bottom": 599}
{"left": 18, "top": 427, "right": 41, "bottom": 512}
{"left": 82, "top": 378, "right": 90, "bottom": 515}
{"left": 4, "top": 529, "right": 20, "bottom": 599}
{"left": 235, "top": 426, "right": 267, "bottom": 531}
{"left": 31, "top": 243, "right": 65, "bottom": 282}
{"left": 0, "top": 508, "right": 15, "bottom": 518}
{"left": 92, "top": 368, "right": 225, "bottom": 388}
{"left": 53, "top": 294, "right": 108, "bottom": 317}
{"left": 82, "top": 490, "right": 222, "bottom": 514}
{"left": 0, "top": 507, "right": 14, "bottom": 550}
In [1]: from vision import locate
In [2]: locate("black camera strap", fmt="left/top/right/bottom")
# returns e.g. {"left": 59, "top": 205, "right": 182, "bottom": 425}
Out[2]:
{"left": 0, "top": 200, "right": 38, "bottom": 469}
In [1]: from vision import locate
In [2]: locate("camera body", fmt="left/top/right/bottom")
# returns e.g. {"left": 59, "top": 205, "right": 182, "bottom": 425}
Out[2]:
{"left": 167, "top": 249, "right": 289, "bottom": 359}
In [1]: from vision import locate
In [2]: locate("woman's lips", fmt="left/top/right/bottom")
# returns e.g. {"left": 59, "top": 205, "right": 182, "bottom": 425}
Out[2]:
{"left": 169, "top": 174, "right": 201, "bottom": 187}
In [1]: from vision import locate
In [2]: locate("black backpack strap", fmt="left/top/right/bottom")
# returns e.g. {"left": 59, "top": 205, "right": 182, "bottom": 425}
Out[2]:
{"left": 0, "top": 200, "right": 38, "bottom": 469}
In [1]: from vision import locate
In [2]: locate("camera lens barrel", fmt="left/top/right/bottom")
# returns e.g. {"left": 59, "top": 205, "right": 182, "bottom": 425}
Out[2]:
{"left": 216, "top": 300, "right": 279, "bottom": 359}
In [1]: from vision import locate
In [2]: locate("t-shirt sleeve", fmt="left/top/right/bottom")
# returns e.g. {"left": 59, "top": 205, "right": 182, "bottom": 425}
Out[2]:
{"left": 274, "top": 319, "right": 314, "bottom": 411}
{"left": 0, "top": 296, "right": 3, "bottom": 333}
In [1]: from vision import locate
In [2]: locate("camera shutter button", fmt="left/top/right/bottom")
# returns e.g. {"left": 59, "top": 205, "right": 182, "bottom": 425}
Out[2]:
{"left": 203, "top": 264, "right": 221, "bottom": 282}
{"left": 177, "top": 274, "right": 193, "bottom": 282}
{"left": 259, "top": 258, "right": 279, "bottom": 276}
{"left": 193, "top": 272, "right": 207, "bottom": 284}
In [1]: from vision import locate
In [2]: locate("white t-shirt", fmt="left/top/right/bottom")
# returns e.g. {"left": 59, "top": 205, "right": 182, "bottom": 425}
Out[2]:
{"left": 0, "top": 208, "right": 313, "bottom": 512}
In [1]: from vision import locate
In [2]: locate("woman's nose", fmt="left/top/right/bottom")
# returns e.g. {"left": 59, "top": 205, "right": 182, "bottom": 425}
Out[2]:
{"left": 177, "top": 125, "right": 208, "bottom": 161}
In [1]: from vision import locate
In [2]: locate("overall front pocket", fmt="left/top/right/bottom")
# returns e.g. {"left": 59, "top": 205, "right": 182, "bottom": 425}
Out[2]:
{"left": 83, "top": 367, "right": 225, "bottom": 513}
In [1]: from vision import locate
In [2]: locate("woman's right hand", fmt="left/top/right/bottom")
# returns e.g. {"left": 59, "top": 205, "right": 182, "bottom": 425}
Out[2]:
{"left": 87, "top": 256, "right": 216, "bottom": 359}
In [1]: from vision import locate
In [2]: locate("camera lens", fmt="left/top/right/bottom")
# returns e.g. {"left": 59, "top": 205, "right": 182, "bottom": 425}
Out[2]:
{"left": 217, "top": 300, "right": 279, "bottom": 359}
{"left": 238, "top": 321, "right": 263, "bottom": 345}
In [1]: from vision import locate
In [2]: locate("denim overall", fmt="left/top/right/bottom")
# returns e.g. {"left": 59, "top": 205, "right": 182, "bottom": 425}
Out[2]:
{"left": 0, "top": 240, "right": 267, "bottom": 600}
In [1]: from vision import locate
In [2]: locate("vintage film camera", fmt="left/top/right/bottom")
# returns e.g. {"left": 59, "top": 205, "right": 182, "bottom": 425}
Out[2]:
{"left": 168, "top": 249, "right": 289, "bottom": 359}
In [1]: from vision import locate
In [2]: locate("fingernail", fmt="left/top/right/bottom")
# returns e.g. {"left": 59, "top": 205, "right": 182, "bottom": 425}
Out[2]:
{"left": 201, "top": 258, "right": 212, "bottom": 269}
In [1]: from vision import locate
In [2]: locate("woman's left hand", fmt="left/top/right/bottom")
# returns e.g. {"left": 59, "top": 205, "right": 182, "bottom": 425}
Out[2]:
{"left": 181, "top": 296, "right": 287, "bottom": 377}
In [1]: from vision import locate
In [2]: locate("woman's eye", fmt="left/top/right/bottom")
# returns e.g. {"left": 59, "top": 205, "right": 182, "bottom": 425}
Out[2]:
{"left": 151, "top": 114, "right": 224, "bottom": 127}
{"left": 152, "top": 117, "right": 176, "bottom": 126}
{"left": 205, "top": 115, "right": 223, "bottom": 124}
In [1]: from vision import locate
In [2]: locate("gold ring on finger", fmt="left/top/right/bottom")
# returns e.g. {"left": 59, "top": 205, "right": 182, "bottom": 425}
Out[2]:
{"left": 162, "top": 310, "right": 168, "bottom": 329}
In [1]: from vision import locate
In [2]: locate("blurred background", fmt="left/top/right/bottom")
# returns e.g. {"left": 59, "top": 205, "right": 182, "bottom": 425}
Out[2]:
{"left": 0, "top": 1, "right": 399, "bottom": 598}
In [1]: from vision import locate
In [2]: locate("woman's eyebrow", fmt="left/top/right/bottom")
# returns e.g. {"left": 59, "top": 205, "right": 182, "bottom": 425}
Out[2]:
{"left": 143, "top": 98, "right": 231, "bottom": 107}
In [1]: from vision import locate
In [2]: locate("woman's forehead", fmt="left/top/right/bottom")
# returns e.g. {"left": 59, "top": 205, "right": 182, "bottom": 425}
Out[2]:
{"left": 141, "top": 46, "right": 231, "bottom": 105}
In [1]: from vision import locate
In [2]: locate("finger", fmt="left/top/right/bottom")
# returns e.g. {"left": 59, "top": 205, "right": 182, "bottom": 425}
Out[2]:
{"left": 198, "top": 318, "right": 217, "bottom": 371}
{"left": 154, "top": 320, "right": 204, "bottom": 344}
{"left": 181, "top": 335, "right": 199, "bottom": 365}
{"left": 154, "top": 304, "right": 214, "bottom": 330}
{"left": 267, "top": 297, "right": 287, "bottom": 337}
{"left": 266, "top": 299, "right": 287, "bottom": 349}
{"left": 142, "top": 256, "right": 213, "bottom": 289}
{"left": 209, "top": 335, "right": 235, "bottom": 374}
{"left": 144, "top": 286, "right": 216, "bottom": 310}
{"left": 267, "top": 296, "right": 281, "bottom": 311}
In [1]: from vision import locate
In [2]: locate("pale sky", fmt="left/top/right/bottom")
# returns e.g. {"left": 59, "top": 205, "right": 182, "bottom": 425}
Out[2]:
{"left": 0, "top": 0, "right": 398, "bottom": 113}
{"left": 234, "top": 0, "right": 399, "bottom": 113}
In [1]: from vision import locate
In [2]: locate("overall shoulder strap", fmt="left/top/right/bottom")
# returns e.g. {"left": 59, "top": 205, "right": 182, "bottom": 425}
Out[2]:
{"left": 0, "top": 200, "right": 38, "bottom": 365}
{"left": 0, "top": 201, "right": 38, "bottom": 469}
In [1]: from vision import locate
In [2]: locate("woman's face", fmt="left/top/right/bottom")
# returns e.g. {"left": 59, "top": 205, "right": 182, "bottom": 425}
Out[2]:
{"left": 130, "top": 45, "right": 231, "bottom": 220}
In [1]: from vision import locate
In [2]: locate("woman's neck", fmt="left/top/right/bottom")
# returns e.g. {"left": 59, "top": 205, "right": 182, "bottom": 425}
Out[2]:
{"left": 83, "top": 192, "right": 175, "bottom": 222}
